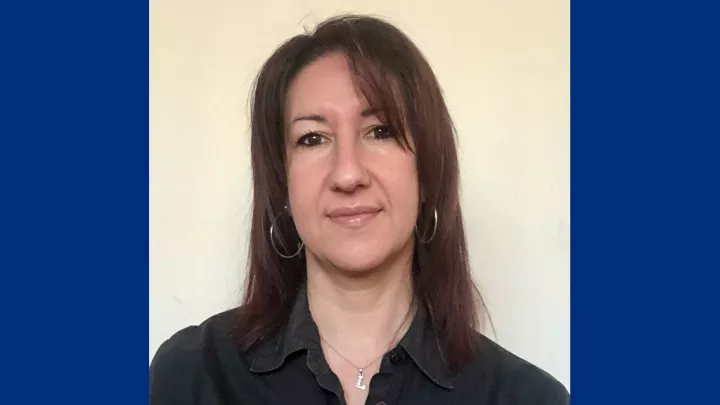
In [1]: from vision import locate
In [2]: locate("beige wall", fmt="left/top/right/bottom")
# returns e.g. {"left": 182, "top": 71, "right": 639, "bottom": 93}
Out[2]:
{"left": 150, "top": 0, "right": 570, "bottom": 389}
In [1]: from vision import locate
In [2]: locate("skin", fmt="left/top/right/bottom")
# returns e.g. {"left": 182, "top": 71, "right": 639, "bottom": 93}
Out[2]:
{"left": 284, "top": 53, "right": 419, "bottom": 405}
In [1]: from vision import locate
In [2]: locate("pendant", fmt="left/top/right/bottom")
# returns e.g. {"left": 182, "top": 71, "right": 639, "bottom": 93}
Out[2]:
{"left": 355, "top": 368, "right": 367, "bottom": 390}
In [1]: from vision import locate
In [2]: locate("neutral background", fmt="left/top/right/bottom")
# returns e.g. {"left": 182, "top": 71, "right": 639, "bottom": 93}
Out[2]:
{"left": 150, "top": 0, "right": 570, "bottom": 389}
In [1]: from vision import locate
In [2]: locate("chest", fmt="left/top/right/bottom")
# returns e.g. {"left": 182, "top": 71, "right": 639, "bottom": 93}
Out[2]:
{"left": 218, "top": 362, "right": 461, "bottom": 405}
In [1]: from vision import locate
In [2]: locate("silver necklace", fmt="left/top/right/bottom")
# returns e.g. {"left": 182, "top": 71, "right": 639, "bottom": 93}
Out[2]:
{"left": 318, "top": 300, "right": 415, "bottom": 391}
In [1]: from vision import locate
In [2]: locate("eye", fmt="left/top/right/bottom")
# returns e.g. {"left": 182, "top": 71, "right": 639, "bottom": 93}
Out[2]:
{"left": 368, "top": 125, "right": 395, "bottom": 141}
{"left": 296, "top": 132, "right": 327, "bottom": 148}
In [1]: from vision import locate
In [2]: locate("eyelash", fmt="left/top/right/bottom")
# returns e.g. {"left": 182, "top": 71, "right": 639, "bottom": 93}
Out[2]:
{"left": 295, "top": 125, "right": 396, "bottom": 148}
{"left": 295, "top": 131, "right": 325, "bottom": 148}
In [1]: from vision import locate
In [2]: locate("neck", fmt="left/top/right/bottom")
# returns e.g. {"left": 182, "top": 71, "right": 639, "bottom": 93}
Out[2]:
{"left": 306, "top": 249, "right": 415, "bottom": 355}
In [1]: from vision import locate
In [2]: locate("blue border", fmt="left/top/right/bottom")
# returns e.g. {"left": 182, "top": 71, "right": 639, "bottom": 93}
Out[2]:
{"left": 2, "top": 2, "right": 148, "bottom": 403}
{"left": 572, "top": 1, "right": 719, "bottom": 403}
{"left": 2, "top": 0, "right": 719, "bottom": 403}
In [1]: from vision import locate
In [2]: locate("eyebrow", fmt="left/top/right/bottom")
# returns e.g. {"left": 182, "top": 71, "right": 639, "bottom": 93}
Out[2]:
{"left": 290, "top": 108, "right": 384, "bottom": 124}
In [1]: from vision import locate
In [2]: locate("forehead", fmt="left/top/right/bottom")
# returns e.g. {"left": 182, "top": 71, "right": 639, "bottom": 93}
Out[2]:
{"left": 285, "top": 53, "right": 368, "bottom": 119}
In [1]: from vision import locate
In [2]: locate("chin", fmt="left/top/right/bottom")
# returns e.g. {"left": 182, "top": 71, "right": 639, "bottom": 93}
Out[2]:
{"left": 322, "top": 241, "right": 392, "bottom": 273}
{"left": 328, "top": 254, "right": 386, "bottom": 274}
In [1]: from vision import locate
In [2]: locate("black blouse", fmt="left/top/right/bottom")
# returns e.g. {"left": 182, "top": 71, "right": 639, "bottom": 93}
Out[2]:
{"left": 150, "top": 287, "right": 569, "bottom": 405}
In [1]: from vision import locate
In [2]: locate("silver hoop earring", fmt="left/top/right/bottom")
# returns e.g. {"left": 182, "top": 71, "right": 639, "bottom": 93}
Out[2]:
{"left": 416, "top": 208, "right": 438, "bottom": 244}
{"left": 269, "top": 206, "right": 304, "bottom": 259}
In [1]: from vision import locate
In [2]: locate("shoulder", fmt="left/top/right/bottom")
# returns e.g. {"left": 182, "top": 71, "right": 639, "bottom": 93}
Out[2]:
{"left": 149, "top": 309, "right": 239, "bottom": 405}
{"left": 468, "top": 333, "right": 570, "bottom": 404}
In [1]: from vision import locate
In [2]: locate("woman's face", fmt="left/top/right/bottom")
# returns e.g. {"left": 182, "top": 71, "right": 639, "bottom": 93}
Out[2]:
{"left": 284, "top": 53, "right": 419, "bottom": 273}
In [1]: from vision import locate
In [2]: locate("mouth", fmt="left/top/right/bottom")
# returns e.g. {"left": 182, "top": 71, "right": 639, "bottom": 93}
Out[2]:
{"left": 326, "top": 205, "right": 382, "bottom": 228}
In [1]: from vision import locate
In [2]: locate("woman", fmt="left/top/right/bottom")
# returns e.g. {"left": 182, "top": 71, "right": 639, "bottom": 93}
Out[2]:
{"left": 150, "top": 14, "right": 569, "bottom": 405}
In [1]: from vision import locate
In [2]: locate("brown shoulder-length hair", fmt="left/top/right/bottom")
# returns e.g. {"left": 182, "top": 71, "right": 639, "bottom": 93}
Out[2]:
{"left": 236, "top": 14, "right": 487, "bottom": 371}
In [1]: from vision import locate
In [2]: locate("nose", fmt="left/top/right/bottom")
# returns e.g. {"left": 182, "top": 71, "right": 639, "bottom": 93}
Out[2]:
{"left": 329, "top": 133, "right": 370, "bottom": 193}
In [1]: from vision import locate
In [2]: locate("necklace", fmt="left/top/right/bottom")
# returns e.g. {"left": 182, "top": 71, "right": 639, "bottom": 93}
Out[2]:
{"left": 318, "top": 298, "right": 415, "bottom": 391}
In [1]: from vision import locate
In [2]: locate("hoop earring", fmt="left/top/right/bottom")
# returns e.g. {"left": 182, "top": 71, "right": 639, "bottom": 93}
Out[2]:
{"left": 269, "top": 206, "right": 304, "bottom": 259}
{"left": 416, "top": 208, "right": 438, "bottom": 244}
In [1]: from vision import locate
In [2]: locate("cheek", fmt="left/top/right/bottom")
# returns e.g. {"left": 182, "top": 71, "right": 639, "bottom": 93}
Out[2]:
{"left": 381, "top": 156, "right": 420, "bottom": 219}
{"left": 286, "top": 160, "right": 323, "bottom": 226}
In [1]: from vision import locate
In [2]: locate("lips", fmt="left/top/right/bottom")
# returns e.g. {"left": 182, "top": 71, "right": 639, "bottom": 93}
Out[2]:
{"left": 326, "top": 205, "right": 381, "bottom": 228}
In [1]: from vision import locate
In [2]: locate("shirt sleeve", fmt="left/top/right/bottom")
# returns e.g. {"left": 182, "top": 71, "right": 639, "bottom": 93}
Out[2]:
{"left": 539, "top": 379, "right": 570, "bottom": 405}
{"left": 495, "top": 353, "right": 570, "bottom": 405}
{"left": 514, "top": 364, "right": 570, "bottom": 405}
{"left": 149, "top": 326, "right": 203, "bottom": 405}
